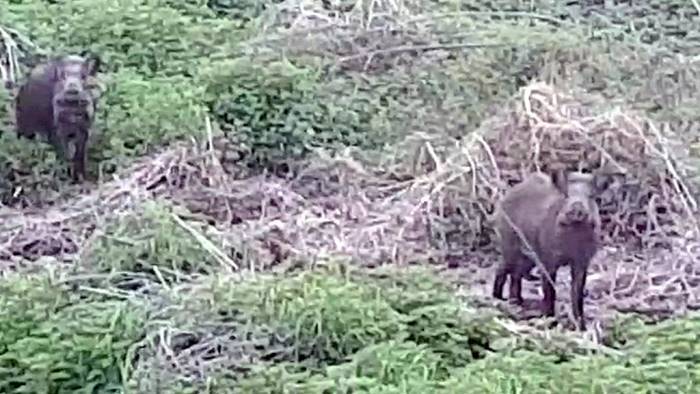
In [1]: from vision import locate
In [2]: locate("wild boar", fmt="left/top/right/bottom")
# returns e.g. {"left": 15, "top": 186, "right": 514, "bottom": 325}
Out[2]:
{"left": 492, "top": 169, "right": 604, "bottom": 330}
{"left": 14, "top": 53, "right": 101, "bottom": 182}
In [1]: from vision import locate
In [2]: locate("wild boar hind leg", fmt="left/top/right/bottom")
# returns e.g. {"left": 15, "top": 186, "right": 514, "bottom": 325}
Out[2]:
{"left": 492, "top": 263, "right": 509, "bottom": 301}
{"left": 508, "top": 256, "right": 535, "bottom": 305}
{"left": 493, "top": 250, "right": 535, "bottom": 305}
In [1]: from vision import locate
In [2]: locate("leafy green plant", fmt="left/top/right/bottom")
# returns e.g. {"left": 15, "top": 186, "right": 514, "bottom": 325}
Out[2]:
{"left": 203, "top": 57, "right": 388, "bottom": 172}
{"left": 203, "top": 264, "right": 509, "bottom": 385}
{"left": 235, "top": 312, "right": 700, "bottom": 393}
{"left": 91, "top": 69, "right": 207, "bottom": 174}
{"left": 0, "top": 131, "right": 76, "bottom": 205}
{"left": 344, "top": 340, "right": 445, "bottom": 387}
{"left": 209, "top": 269, "right": 406, "bottom": 365}
{"left": 165, "top": 0, "right": 285, "bottom": 25}
{"left": 5, "top": 0, "right": 242, "bottom": 77}
{"left": 81, "top": 200, "right": 224, "bottom": 285}
{"left": 0, "top": 276, "right": 146, "bottom": 393}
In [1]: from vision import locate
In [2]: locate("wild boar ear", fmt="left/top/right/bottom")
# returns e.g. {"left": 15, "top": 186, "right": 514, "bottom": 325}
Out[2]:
{"left": 550, "top": 168, "right": 568, "bottom": 196}
{"left": 81, "top": 51, "right": 101, "bottom": 76}
{"left": 87, "top": 56, "right": 101, "bottom": 76}
{"left": 41, "top": 57, "right": 61, "bottom": 81}
{"left": 592, "top": 171, "right": 624, "bottom": 196}
{"left": 49, "top": 61, "right": 63, "bottom": 81}
{"left": 592, "top": 173, "right": 608, "bottom": 194}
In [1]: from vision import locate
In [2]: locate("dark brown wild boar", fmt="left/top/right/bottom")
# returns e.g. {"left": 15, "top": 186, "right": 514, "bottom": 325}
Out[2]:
{"left": 15, "top": 53, "right": 101, "bottom": 182}
{"left": 492, "top": 170, "right": 605, "bottom": 331}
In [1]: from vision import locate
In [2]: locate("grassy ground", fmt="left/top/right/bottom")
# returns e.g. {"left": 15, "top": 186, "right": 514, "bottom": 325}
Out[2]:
{"left": 0, "top": 0, "right": 699, "bottom": 393}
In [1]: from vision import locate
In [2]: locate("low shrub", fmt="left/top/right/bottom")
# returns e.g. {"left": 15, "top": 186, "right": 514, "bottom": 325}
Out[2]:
{"left": 81, "top": 201, "right": 225, "bottom": 286}
{"left": 164, "top": 0, "right": 284, "bottom": 25}
{"left": 203, "top": 57, "right": 390, "bottom": 172}
{"left": 0, "top": 131, "right": 74, "bottom": 205}
{"left": 91, "top": 69, "right": 207, "bottom": 174}
{"left": 204, "top": 264, "right": 508, "bottom": 389}
{"left": 4, "top": 0, "right": 242, "bottom": 77}
{"left": 0, "top": 275, "right": 147, "bottom": 393}
{"left": 208, "top": 268, "right": 406, "bottom": 365}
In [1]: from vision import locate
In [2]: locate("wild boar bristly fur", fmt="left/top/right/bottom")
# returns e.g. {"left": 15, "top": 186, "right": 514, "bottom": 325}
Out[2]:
{"left": 15, "top": 53, "right": 101, "bottom": 182}
{"left": 493, "top": 170, "right": 604, "bottom": 331}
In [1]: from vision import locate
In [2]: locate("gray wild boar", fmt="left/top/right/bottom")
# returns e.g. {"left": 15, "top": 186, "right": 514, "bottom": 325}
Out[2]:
{"left": 14, "top": 53, "right": 101, "bottom": 182}
{"left": 492, "top": 170, "right": 605, "bottom": 331}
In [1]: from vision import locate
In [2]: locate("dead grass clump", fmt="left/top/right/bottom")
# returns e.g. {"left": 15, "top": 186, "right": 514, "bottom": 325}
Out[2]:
{"left": 1, "top": 18, "right": 51, "bottom": 88}
{"left": 375, "top": 80, "right": 700, "bottom": 326}
{"left": 125, "top": 285, "right": 272, "bottom": 392}
{"left": 121, "top": 134, "right": 445, "bottom": 269}
{"left": 21, "top": 128, "right": 443, "bottom": 271}
{"left": 250, "top": 0, "right": 420, "bottom": 72}
{"left": 417, "top": 81, "right": 698, "bottom": 254}
{"left": 79, "top": 200, "right": 240, "bottom": 288}
{"left": 0, "top": 134, "right": 262, "bottom": 271}
{"left": 482, "top": 82, "right": 697, "bottom": 250}
{"left": 0, "top": 220, "right": 79, "bottom": 263}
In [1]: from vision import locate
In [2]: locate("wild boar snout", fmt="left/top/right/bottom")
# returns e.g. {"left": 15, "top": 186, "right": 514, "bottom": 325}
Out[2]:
{"left": 562, "top": 199, "right": 591, "bottom": 224}
{"left": 62, "top": 78, "right": 83, "bottom": 95}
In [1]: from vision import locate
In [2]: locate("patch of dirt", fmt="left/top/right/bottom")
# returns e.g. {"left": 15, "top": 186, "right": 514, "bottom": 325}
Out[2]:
{"left": 442, "top": 239, "right": 700, "bottom": 333}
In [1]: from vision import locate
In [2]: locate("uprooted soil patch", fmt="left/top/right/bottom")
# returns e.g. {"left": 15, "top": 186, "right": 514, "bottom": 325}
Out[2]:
{"left": 1, "top": 81, "right": 698, "bottom": 333}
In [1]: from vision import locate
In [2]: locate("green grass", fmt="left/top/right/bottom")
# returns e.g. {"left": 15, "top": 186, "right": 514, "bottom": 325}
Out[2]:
{"left": 3, "top": 258, "right": 698, "bottom": 393}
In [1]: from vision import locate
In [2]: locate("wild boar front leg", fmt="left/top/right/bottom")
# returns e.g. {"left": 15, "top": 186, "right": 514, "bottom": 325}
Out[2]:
{"left": 540, "top": 266, "right": 558, "bottom": 317}
{"left": 570, "top": 262, "right": 589, "bottom": 331}
{"left": 71, "top": 130, "right": 88, "bottom": 182}
{"left": 523, "top": 266, "right": 539, "bottom": 281}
